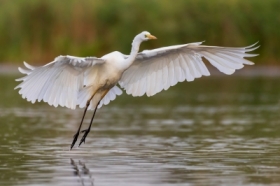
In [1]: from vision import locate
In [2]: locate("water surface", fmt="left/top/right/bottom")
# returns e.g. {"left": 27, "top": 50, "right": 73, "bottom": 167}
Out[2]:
{"left": 0, "top": 75, "right": 280, "bottom": 186}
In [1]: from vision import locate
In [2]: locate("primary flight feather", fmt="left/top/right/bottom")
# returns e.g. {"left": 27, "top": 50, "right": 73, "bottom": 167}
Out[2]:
{"left": 15, "top": 31, "right": 259, "bottom": 149}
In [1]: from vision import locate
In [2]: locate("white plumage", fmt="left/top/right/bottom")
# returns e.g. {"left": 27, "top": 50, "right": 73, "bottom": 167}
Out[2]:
{"left": 119, "top": 42, "right": 258, "bottom": 97}
{"left": 16, "top": 56, "right": 106, "bottom": 109}
{"left": 15, "top": 31, "right": 259, "bottom": 148}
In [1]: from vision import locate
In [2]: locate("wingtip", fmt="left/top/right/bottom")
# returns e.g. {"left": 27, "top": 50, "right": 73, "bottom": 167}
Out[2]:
{"left": 245, "top": 41, "right": 260, "bottom": 51}
{"left": 23, "top": 61, "right": 36, "bottom": 70}
{"left": 14, "top": 85, "right": 20, "bottom": 90}
{"left": 245, "top": 41, "right": 259, "bottom": 49}
{"left": 246, "top": 45, "right": 260, "bottom": 52}
{"left": 246, "top": 62, "right": 255, "bottom": 65}
{"left": 18, "top": 67, "right": 30, "bottom": 74}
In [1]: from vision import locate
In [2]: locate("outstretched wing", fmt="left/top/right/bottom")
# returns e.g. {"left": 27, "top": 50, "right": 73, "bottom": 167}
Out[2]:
{"left": 119, "top": 42, "right": 259, "bottom": 97}
{"left": 15, "top": 55, "right": 105, "bottom": 109}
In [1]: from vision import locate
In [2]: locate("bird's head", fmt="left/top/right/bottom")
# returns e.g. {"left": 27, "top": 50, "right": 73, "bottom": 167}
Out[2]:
{"left": 139, "top": 31, "right": 157, "bottom": 41}
{"left": 132, "top": 31, "right": 157, "bottom": 46}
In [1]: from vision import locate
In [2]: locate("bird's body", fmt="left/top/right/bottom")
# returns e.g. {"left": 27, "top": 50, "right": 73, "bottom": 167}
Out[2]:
{"left": 15, "top": 31, "right": 259, "bottom": 149}
{"left": 82, "top": 52, "right": 125, "bottom": 108}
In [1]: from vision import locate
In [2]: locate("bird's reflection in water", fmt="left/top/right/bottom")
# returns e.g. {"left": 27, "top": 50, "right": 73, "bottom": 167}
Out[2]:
{"left": 70, "top": 158, "right": 94, "bottom": 186}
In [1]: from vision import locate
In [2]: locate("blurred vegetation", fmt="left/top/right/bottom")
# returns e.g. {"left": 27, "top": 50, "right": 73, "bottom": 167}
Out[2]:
{"left": 0, "top": 0, "right": 279, "bottom": 64}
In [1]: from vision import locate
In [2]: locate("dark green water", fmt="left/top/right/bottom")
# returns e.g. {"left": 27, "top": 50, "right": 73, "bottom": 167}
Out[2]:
{"left": 0, "top": 74, "right": 280, "bottom": 186}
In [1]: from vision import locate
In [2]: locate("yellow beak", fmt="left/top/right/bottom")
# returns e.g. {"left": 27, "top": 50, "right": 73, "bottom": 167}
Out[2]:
{"left": 147, "top": 34, "right": 157, "bottom": 40}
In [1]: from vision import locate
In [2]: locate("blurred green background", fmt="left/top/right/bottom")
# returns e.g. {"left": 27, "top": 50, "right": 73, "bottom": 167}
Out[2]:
{"left": 0, "top": 0, "right": 279, "bottom": 64}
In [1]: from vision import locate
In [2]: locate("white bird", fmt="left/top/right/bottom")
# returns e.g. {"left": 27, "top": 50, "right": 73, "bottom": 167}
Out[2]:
{"left": 15, "top": 31, "right": 259, "bottom": 149}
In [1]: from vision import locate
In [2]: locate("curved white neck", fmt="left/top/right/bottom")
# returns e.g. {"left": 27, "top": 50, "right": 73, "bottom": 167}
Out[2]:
{"left": 122, "top": 38, "right": 141, "bottom": 70}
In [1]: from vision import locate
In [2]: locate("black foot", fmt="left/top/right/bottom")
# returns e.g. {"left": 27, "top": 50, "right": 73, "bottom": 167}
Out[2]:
{"left": 70, "top": 132, "right": 79, "bottom": 150}
{"left": 79, "top": 129, "right": 90, "bottom": 147}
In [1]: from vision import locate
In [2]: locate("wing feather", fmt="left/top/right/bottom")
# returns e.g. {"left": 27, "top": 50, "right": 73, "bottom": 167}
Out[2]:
{"left": 182, "top": 55, "right": 192, "bottom": 77}
{"left": 97, "top": 86, "right": 123, "bottom": 109}
{"left": 155, "top": 62, "right": 163, "bottom": 93}
{"left": 182, "top": 55, "right": 195, "bottom": 81}
{"left": 119, "top": 42, "right": 259, "bottom": 97}
{"left": 174, "top": 57, "right": 183, "bottom": 82}
{"left": 15, "top": 55, "right": 105, "bottom": 109}
{"left": 190, "top": 55, "right": 204, "bottom": 78}
{"left": 168, "top": 59, "right": 176, "bottom": 86}
{"left": 162, "top": 64, "right": 169, "bottom": 90}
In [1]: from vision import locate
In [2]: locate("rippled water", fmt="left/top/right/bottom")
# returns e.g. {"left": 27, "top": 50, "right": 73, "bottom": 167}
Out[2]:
{"left": 1, "top": 75, "right": 280, "bottom": 186}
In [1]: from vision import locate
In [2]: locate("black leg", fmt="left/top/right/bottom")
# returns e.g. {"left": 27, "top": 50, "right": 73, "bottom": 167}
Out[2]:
{"left": 70, "top": 101, "right": 90, "bottom": 150}
{"left": 79, "top": 101, "right": 100, "bottom": 147}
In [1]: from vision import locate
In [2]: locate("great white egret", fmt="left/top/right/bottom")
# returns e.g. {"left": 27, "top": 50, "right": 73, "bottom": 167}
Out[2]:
{"left": 15, "top": 31, "right": 259, "bottom": 149}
